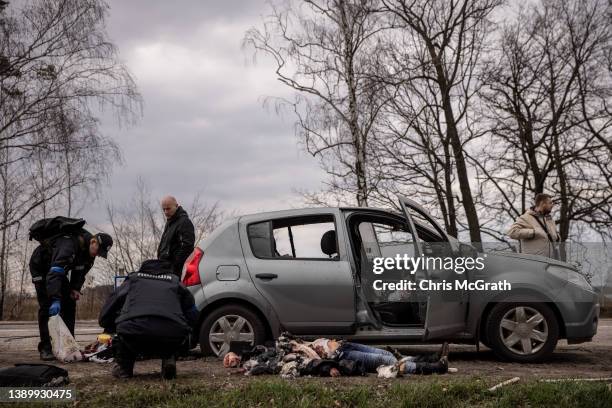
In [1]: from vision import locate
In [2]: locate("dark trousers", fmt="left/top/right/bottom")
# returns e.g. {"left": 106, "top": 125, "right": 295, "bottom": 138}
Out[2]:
{"left": 114, "top": 334, "right": 186, "bottom": 368}
{"left": 34, "top": 279, "right": 76, "bottom": 352}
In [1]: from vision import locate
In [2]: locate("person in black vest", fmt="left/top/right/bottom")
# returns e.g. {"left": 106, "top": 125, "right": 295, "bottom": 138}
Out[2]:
{"left": 98, "top": 259, "right": 199, "bottom": 379}
{"left": 29, "top": 227, "right": 113, "bottom": 361}
{"left": 157, "top": 196, "right": 195, "bottom": 277}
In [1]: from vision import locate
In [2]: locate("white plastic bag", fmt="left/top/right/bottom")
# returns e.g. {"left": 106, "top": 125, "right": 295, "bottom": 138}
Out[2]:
{"left": 48, "top": 315, "right": 83, "bottom": 362}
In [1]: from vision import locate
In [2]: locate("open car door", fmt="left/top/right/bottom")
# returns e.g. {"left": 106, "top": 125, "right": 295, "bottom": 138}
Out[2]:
{"left": 398, "top": 195, "right": 467, "bottom": 340}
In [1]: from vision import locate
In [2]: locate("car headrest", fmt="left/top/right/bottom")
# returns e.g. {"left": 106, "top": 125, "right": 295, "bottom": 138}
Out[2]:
{"left": 320, "top": 230, "right": 337, "bottom": 257}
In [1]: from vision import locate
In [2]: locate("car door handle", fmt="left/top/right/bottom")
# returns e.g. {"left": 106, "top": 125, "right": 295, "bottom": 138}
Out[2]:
{"left": 255, "top": 273, "right": 278, "bottom": 280}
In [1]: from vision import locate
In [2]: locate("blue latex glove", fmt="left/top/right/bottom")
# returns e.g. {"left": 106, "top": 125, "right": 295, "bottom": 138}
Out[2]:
{"left": 49, "top": 300, "right": 61, "bottom": 316}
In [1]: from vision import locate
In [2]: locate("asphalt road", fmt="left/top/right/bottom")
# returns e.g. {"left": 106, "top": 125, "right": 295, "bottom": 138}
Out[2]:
{"left": 1, "top": 320, "right": 101, "bottom": 351}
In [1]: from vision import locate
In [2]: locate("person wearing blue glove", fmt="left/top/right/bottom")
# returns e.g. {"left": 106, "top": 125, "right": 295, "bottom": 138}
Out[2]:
{"left": 29, "top": 217, "right": 113, "bottom": 361}
{"left": 49, "top": 300, "right": 61, "bottom": 316}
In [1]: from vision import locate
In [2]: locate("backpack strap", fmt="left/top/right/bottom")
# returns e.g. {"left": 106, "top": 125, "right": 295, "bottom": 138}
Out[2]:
{"left": 529, "top": 213, "right": 558, "bottom": 242}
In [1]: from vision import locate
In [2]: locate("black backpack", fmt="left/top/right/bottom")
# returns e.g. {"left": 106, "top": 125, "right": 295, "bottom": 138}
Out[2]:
{"left": 0, "top": 364, "right": 69, "bottom": 386}
{"left": 29, "top": 216, "right": 86, "bottom": 243}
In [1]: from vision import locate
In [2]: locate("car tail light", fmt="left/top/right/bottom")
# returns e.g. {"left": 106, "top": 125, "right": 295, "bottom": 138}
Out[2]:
{"left": 182, "top": 248, "right": 203, "bottom": 286}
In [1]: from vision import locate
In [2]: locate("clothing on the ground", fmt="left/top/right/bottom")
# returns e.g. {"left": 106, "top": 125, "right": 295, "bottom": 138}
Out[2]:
{"left": 157, "top": 206, "right": 195, "bottom": 276}
{"left": 507, "top": 209, "right": 560, "bottom": 258}
{"left": 310, "top": 338, "right": 336, "bottom": 359}
{"left": 83, "top": 340, "right": 114, "bottom": 363}
{"left": 232, "top": 334, "right": 365, "bottom": 378}
{"left": 229, "top": 333, "right": 447, "bottom": 378}
{"left": 239, "top": 346, "right": 366, "bottom": 378}
{"left": 300, "top": 358, "right": 366, "bottom": 377}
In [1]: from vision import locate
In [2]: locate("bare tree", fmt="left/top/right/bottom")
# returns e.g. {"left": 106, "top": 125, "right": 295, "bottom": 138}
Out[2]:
{"left": 244, "top": 0, "right": 390, "bottom": 206}
{"left": 0, "top": 0, "right": 140, "bottom": 319}
{"left": 105, "top": 179, "right": 161, "bottom": 277}
{"left": 478, "top": 0, "right": 612, "bottom": 242}
{"left": 378, "top": 0, "right": 502, "bottom": 244}
{"left": 103, "top": 179, "right": 225, "bottom": 283}
{"left": 369, "top": 85, "right": 461, "bottom": 236}
{"left": 0, "top": 0, "right": 141, "bottom": 230}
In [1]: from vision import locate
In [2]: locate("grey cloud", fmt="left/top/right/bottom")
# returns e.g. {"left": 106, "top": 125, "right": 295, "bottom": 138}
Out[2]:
{"left": 107, "top": 0, "right": 270, "bottom": 48}
{"left": 85, "top": 0, "right": 325, "bottom": 225}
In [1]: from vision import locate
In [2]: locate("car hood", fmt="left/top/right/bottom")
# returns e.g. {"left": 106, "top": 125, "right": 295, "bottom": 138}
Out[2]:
{"left": 480, "top": 250, "right": 578, "bottom": 271}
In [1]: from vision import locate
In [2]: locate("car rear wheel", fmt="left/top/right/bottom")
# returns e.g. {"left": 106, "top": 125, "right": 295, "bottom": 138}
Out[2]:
{"left": 199, "top": 304, "right": 267, "bottom": 357}
{"left": 486, "top": 302, "right": 559, "bottom": 362}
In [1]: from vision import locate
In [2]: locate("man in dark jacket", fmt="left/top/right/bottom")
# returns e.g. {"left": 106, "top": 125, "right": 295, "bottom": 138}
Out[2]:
{"left": 29, "top": 228, "right": 113, "bottom": 361}
{"left": 157, "top": 196, "right": 195, "bottom": 277}
{"left": 98, "top": 259, "right": 199, "bottom": 380}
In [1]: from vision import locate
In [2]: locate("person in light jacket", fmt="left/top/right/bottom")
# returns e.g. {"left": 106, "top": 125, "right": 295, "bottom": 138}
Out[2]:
{"left": 507, "top": 193, "right": 561, "bottom": 258}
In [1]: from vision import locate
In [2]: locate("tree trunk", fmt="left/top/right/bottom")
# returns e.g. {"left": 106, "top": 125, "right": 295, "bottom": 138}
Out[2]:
{"left": 425, "top": 40, "right": 481, "bottom": 243}
{"left": 339, "top": 0, "right": 368, "bottom": 206}
{"left": 443, "top": 143, "right": 458, "bottom": 237}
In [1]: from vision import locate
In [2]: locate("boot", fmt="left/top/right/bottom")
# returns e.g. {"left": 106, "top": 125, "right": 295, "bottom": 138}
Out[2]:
{"left": 112, "top": 361, "right": 134, "bottom": 379}
{"left": 161, "top": 356, "right": 176, "bottom": 380}
{"left": 439, "top": 342, "right": 450, "bottom": 359}
{"left": 39, "top": 348, "right": 55, "bottom": 361}
{"left": 413, "top": 357, "right": 448, "bottom": 375}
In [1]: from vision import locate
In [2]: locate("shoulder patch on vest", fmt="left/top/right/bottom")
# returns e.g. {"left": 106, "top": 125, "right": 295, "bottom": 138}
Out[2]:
{"left": 135, "top": 272, "right": 173, "bottom": 281}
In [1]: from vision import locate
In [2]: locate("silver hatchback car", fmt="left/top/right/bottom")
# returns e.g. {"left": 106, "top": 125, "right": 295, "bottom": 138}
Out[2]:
{"left": 181, "top": 196, "right": 599, "bottom": 362}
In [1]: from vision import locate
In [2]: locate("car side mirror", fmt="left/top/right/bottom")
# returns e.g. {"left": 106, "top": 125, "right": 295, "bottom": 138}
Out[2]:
{"left": 423, "top": 242, "right": 453, "bottom": 258}
{"left": 459, "top": 243, "right": 477, "bottom": 258}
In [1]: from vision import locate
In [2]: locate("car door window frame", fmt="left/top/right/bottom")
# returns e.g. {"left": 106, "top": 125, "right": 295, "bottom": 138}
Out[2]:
{"left": 247, "top": 214, "right": 340, "bottom": 261}
{"left": 346, "top": 211, "right": 421, "bottom": 266}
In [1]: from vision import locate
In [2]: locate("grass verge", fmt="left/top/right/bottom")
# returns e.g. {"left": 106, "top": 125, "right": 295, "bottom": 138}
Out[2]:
{"left": 59, "top": 377, "right": 612, "bottom": 408}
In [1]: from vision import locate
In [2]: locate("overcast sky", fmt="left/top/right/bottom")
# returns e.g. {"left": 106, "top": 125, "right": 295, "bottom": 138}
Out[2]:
{"left": 86, "top": 0, "right": 326, "bottom": 225}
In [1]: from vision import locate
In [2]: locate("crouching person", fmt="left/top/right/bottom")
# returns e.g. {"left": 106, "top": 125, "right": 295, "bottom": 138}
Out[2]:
{"left": 98, "top": 259, "right": 198, "bottom": 379}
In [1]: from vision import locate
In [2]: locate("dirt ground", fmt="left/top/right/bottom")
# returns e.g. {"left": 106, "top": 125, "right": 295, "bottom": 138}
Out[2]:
{"left": 1, "top": 319, "right": 611, "bottom": 386}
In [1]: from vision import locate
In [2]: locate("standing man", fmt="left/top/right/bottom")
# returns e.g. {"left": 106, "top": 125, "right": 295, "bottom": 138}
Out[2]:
{"left": 157, "top": 196, "right": 195, "bottom": 277}
{"left": 507, "top": 193, "right": 561, "bottom": 258}
{"left": 29, "top": 218, "right": 113, "bottom": 361}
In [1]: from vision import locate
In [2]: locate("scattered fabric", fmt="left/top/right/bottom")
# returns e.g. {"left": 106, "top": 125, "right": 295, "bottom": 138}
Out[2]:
{"left": 83, "top": 334, "right": 114, "bottom": 363}
{"left": 231, "top": 333, "right": 365, "bottom": 378}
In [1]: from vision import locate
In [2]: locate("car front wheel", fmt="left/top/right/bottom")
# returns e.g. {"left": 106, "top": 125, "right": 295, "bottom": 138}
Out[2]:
{"left": 199, "top": 304, "right": 267, "bottom": 357}
{"left": 486, "top": 302, "right": 559, "bottom": 363}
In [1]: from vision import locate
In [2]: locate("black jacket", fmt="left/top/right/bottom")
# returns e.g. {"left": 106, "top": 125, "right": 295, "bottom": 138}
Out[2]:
{"left": 98, "top": 259, "right": 198, "bottom": 338}
{"left": 157, "top": 206, "right": 195, "bottom": 276}
{"left": 29, "top": 229, "right": 95, "bottom": 300}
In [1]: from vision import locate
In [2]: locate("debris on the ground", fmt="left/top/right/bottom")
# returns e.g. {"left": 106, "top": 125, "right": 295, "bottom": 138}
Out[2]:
{"left": 488, "top": 376, "right": 520, "bottom": 392}
{"left": 540, "top": 377, "right": 612, "bottom": 383}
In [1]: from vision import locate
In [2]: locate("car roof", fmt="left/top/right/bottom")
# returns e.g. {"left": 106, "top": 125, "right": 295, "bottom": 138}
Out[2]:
{"left": 237, "top": 206, "right": 401, "bottom": 223}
